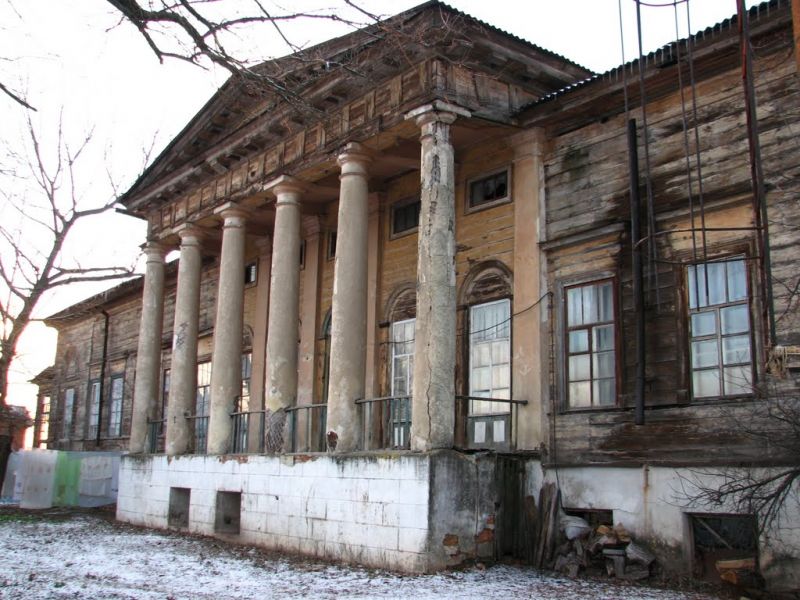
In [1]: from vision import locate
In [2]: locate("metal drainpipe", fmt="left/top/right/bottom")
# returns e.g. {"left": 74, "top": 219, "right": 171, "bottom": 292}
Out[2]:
{"left": 96, "top": 309, "right": 110, "bottom": 447}
{"left": 628, "top": 119, "right": 646, "bottom": 426}
{"left": 738, "top": 0, "right": 776, "bottom": 346}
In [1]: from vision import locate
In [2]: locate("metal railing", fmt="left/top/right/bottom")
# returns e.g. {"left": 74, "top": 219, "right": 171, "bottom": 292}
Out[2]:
{"left": 185, "top": 414, "right": 208, "bottom": 454}
{"left": 286, "top": 403, "right": 327, "bottom": 452}
{"left": 356, "top": 396, "right": 411, "bottom": 450}
{"left": 146, "top": 418, "right": 165, "bottom": 454}
{"left": 230, "top": 410, "right": 265, "bottom": 453}
{"left": 457, "top": 396, "right": 528, "bottom": 451}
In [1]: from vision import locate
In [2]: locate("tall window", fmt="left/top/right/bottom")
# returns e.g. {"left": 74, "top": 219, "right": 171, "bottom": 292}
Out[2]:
{"left": 688, "top": 258, "right": 752, "bottom": 398}
{"left": 160, "top": 368, "right": 171, "bottom": 433}
{"left": 195, "top": 361, "right": 212, "bottom": 452}
{"left": 469, "top": 299, "right": 511, "bottom": 420}
{"left": 240, "top": 352, "right": 252, "bottom": 411}
{"left": 39, "top": 396, "right": 51, "bottom": 447}
{"left": 566, "top": 280, "right": 616, "bottom": 408}
{"left": 321, "top": 313, "right": 332, "bottom": 403}
{"left": 62, "top": 388, "right": 75, "bottom": 439}
{"left": 87, "top": 380, "right": 101, "bottom": 440}
{"left": 108, "top": 376, "right": 124, "bottom": 437}
{"left": 390, "top": 318, "right": 414, "bottom": 448}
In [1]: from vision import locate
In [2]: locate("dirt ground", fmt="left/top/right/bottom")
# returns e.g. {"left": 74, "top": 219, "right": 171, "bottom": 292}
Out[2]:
{"left": 0, "top": 506, "right": 730, "bottom": 600}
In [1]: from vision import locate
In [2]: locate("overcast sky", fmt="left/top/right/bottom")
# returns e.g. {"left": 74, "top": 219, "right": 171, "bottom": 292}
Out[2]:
{"left": 0, "top": 0, "right": 759, "bottom": 441}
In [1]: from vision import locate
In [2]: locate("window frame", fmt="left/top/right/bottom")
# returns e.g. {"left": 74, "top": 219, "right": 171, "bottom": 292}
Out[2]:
{"left": 86, "top": 379, "right": 101, "bottom": 440}
{"left": 108, "top": 374, "right": 125, "bottom": 438}
{"left": 244, "top": 261, "right": 258, "bottom": 286}
{"left": 686, "top": 255, "right": 755, "bottom": 400}
{"left": 390, "top": 197, "right": 421, "bottom": 239}
{"left": 326, "top": 230, "right": 337, "bottom": 261}
{"left": 62, "top": 387, "right": 76, "bottom": 440}
{"left": 558, "top": 275, "right": 621, "bottom": 412}
{"left": 39, "top": 395, "right": 51, "bottom": 447}
{"left": 465, "top": 167, "right": 512, "bottom": 214}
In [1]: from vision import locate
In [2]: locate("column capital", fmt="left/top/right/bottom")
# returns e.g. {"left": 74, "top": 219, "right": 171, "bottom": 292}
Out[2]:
{"left": 175, "top": 223, "right": 206, "bottom": 246}
{"left": 140, "top": 240, "right": 168, "bottom": 262}
{"left": 213, "top": 201, "right": 250, "bottom": 225}
{"left": 264, "top": 175, "right": 307, "bottom": 201}
{"left": 405, "top": 100, "right": 471, "bottom": 128}
{"left": 337, "top": 142, "right": 373, "bottom": 174}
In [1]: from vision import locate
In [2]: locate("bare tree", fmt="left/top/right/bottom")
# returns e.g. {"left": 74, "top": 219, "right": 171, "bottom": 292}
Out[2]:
{"left": 675, "top": 381, "right": 800, "bottom": 546}
{"left": 0, "top": 112, "right": 138, "bottom": 410}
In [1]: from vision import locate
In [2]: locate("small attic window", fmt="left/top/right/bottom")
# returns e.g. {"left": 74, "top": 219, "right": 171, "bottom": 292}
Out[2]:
{"left": 467, "top": 168, "right": 510, "bottom": 212}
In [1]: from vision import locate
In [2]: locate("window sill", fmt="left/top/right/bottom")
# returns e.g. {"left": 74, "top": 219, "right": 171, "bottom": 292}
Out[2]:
{"left": 465, "top": 196, "right": 512, "bottom": 215}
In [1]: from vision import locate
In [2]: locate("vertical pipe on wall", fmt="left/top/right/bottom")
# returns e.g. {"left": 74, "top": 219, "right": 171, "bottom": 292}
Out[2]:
{"left": 96, "top": 309, "right": 110, "bottom": 446}
{"left": 628, "top": 119, "right": 646, "bottom": 426}
{"left": 738, "top": 0, "right": 776, "bottom": 346}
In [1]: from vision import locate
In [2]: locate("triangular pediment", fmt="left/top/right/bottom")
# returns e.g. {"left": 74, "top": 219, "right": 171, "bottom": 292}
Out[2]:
{"left": 121, "top": 1, "right": 591, "bottom": 213}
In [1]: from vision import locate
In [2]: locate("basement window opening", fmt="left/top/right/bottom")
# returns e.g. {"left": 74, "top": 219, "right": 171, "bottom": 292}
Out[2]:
{"left": 688, "top": 513, "right": 760, "bottom": 586}
{"left": 563, "top": 508, "right": 614, "bottom": 529}
{"left": 214, "top": 491, "right": 242, "bottom": 535}
{"left": 168, "top": 487, "right": 190, "bottom": 528}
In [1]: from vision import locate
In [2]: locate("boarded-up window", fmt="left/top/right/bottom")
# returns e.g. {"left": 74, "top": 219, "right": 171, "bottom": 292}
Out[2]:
{"left": 688, "top": 257, "right": 752, "bottom": 398}
{"left": 565, "top": 280, "right": 616, "bottom": 409}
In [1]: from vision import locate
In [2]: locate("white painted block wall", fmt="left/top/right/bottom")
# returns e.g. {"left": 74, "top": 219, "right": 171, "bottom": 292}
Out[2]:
{"left": 117, "top": 454, "right": 431, "bottom": 571}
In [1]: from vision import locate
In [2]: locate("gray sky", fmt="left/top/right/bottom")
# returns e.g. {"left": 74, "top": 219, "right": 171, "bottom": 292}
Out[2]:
{"left": 0, "top": 0, "right": 758, "bottom": 438}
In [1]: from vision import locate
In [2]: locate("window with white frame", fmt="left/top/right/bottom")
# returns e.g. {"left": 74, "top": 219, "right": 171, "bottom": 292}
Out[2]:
{"left": 391, "top": 319, "right": 415, "bottom": 399}
{"left": 62, "top": 388, "right": 75, "bottom": 439}
{"left": 39, "top": 396, "right": 51, "bottom": 447}
{"left": 389, "top": 318, "right": 414, "bottom": 448}
{"left": 565, "top": 280, "right": 617, "bottom": 408}
{"left": 108, "top": 376, "right": 124, "bottom": 437}
{"left": 688, "top": 257, "right": 752, "bottom": 398}
{"left": 195, "top": 361, "right": 211, "bottom": 451}
{"left": 240, "top": 352, "right": 252, "bottom": 411}
{"left": 160, "top": 368, "right": 170, "bottom": 434}
{"left": 469, "top": 299, "right": 511, "bottom": 413}
{"left": 87, "top": 380, "right": 101, "bottom": 439}
{"left": 244, "top": 262, "right": 257, "bottom": 285}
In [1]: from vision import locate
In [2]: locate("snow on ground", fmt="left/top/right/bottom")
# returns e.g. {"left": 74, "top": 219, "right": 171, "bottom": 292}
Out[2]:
{"left": 0, "top": 510, "right": 722, "bottom": 600}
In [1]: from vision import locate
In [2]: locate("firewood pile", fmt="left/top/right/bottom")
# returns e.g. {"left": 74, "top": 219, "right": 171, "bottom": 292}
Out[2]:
{"left": 552, "top": 517, "right": 656, "bottom": 580}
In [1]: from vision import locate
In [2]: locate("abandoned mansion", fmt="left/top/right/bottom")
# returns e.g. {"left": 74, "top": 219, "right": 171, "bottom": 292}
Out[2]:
{"left": 31, "top": 0, "right": 800, "bottom": 592}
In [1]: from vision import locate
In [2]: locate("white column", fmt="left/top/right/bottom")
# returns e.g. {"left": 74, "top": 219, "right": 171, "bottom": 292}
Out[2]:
{"left": 264, "top": 176, "right": 304, "bottom": 452}
{"left": 406, "top": 101, "right": 469, "bottom": 452}
{"left": 325, "top": 143, "right": 372, "bottom": 452}
{"left": 165, "top": 225, "right": 204, "bottom": 456}
{"left": 207, "top": 205, "right": 248, "bottom": 455}
{"left": 129, "top": 241, "right": 167, "bottom": 453}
